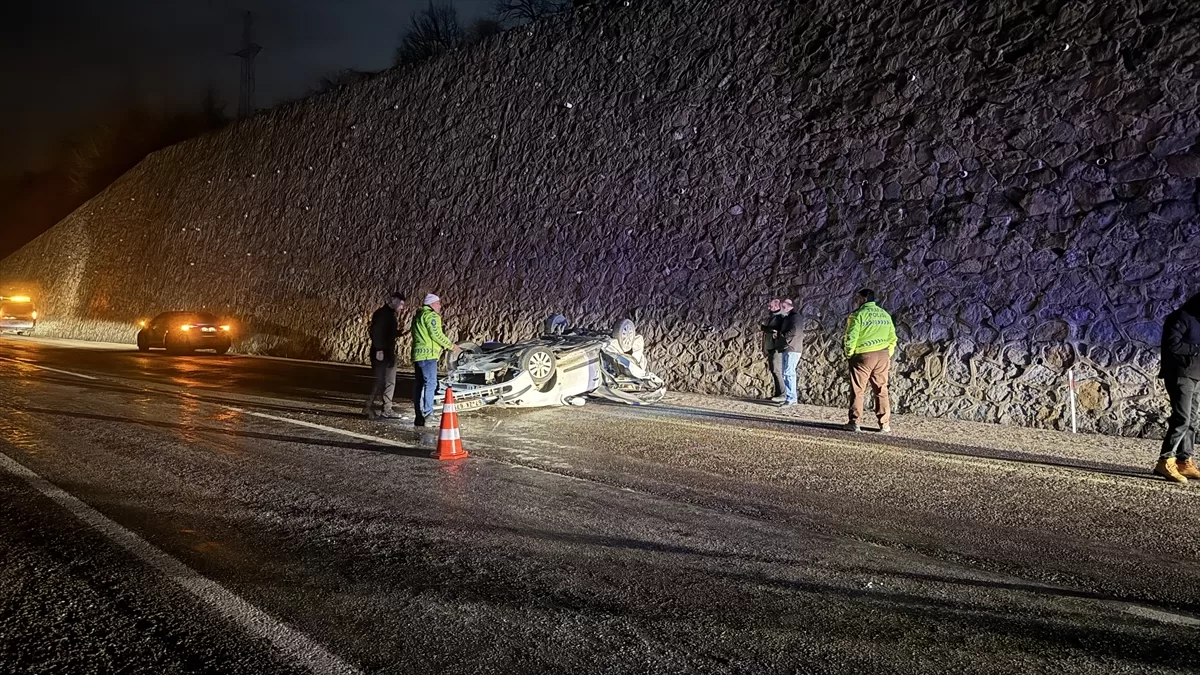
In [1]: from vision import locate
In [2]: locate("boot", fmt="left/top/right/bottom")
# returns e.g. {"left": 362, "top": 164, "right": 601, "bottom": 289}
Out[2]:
{"left": 1176, "top": 458, "right": 1200, "bottom": 480}
{"left": 1154, "top": 458, "right": 1188, "bottom": 484}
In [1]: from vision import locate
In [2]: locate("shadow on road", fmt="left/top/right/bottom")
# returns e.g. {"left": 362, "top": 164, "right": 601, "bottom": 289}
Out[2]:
{"left": 644, "top": 403, "right": 1156, "bottom": 482}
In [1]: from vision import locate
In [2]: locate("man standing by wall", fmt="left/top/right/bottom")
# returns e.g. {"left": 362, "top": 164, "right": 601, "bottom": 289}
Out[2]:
{"left": 411, "top": 293, "right": 458, "bottom": 427}
{"left": 777, "top": 298, "right": 804, "bottom": 408}
{"left": 761, "top": 298, "right": 785, "bottom": 402}
{"left": 1155, "top": 293, "right": 1200, "bottom": 483}
{"left": 843, "top": 288, "right": 897, "bottom": 433}
{"left": 362, "top": 292, "right": 406, "bottom": 420}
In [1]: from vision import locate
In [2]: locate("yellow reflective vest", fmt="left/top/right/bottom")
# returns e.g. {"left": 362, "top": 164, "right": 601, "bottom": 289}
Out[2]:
{"left": 843, "top": 302, "right": 897, "bottom": 358}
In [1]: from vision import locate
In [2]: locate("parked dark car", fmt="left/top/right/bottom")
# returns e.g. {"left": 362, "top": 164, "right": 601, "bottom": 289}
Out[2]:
{"left": 136, "top": 311, "right": 232, "bottom": 354}
{"left": 0, "top": 296, "right": 37, "bottom": 334}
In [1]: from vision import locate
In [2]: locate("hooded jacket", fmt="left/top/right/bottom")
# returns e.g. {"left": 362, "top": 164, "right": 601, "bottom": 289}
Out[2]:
{"left": 411, "top": 305, "right": 454, "bottom": 362}
{"left": 1160, "top": 295, "right": 1200, "bottom": 380}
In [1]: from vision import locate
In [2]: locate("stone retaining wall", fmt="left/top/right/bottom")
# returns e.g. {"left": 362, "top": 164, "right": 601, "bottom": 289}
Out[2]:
{"left": 2, "top": 0, "right": 1198, "bottom": 436}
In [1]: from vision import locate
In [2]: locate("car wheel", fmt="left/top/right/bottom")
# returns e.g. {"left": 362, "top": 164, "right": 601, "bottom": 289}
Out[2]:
{"left": 519, "top": 346, "right": 557, "bottom": 388}
{"left": 136, "top": 332, "right": 150, "bottom": 352}
{"left": 450, "top": 342, "right": 478, "bottom": 370}
{"left": 215, "top": 345, "right": 230, "bottom": 355}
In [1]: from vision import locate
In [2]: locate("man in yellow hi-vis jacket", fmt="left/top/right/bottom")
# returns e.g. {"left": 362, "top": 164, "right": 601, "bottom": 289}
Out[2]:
{"left": 411, "top": 294, "right": 458, "bottom": 427}
{"left": 842, "top": 288, "right": 897, "bottom": 433}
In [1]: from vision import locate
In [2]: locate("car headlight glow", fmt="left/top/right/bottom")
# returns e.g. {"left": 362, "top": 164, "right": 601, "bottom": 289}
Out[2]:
{"left": 180, "top": 324, "right": 192, "bottom": 331}
{"left": 220, "top": 325, "right": 231, "bottom": 332}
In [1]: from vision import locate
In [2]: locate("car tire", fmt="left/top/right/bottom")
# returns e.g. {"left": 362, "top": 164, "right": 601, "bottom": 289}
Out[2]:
{"left": 136, "top": 332, "right": 150, "bottom": 352}
{"left": 215, "top": 345, "right": 230, "bottom": 355}
{"left": 519, "top": 346, "right": 557, "bottom": 389}
{"left": 450, "top": 342, "right": 478, "bottom": 370}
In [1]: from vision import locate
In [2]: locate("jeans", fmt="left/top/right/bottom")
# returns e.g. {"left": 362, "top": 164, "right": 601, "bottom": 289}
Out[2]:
{"left": 781, "top": 351, "right": 800, "bottom": 404}
{"left": 363, "top": 359, "right": 397, "bottom": 414}
{"left": 1161, "top": 377, "right": 1200, "bottom": 460}
{"left": 413, "top": 359, "right": 439, "bottom": 420}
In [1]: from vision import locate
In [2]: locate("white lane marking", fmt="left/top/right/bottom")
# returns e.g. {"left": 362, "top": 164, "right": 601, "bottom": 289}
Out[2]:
{"left": 235, "top": 354, "right": 370, "bottom": 370}
{"left": 1121, "top": 603, "right": 1200, "bottom": 627}
{"left": 0, "top": 451, "right": 362, "bottom": 675}
{"left": 223, "top": 405, "right": 611, "bottom": 487}
{"left": 224, "top": 406, "right": 416, "bottom": 449}
{"left": 0, "top": 356, "right": 98, "bottom": 380}
{"left": 2, "top": 334, "right": 369, "bottom": 369}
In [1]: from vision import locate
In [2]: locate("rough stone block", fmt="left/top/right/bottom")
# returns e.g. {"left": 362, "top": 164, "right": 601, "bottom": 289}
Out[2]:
{"left": 0, "top": 0, "right": 1194, "bottom": 439}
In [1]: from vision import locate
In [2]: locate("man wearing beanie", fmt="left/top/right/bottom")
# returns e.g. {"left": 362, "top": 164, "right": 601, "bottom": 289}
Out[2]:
{"left": 411, "top": 293, "right": 458, "bottom": 427}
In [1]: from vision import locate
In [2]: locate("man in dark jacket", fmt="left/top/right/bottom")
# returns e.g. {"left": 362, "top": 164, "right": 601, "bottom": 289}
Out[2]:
{"left": 777, "top": 298, "right": 804, "bottom": 408}
{"left": 1156, "top": 293, "right": 1200, "bottom": 483}
{"left": 760, "top": 298, "right": 785, "bottom": 401}
{"left": 362, "top": 292, "right": 406, "bottom": 420}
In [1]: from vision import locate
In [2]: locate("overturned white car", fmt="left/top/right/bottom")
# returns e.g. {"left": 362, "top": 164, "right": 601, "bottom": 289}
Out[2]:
{"left": 437, "top": 317, "right": 666, "bottom": 410}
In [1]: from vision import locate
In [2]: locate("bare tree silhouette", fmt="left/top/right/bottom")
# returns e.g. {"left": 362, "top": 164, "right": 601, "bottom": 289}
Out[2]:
{"left": 467, "top": 17, "right": 504, "bottom": 42}
{"left": 310, "top": 69, "right": 374, "bottom": 95}
{"left": 62, "top": 95, "right": 227, "bottom": 198}
{"left": 0, "top": 92, "right": 228, "bottom": 258}
{"left": 394, "top": 1, "right": 464, "bottom": 65}
{"left": 492, "top": 0, "right": 570, "bottom": 25}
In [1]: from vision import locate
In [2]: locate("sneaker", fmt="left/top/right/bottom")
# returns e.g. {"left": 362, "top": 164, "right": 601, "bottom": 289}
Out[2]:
{"left": 776, "top": 401, "right": 796, "bottom": 408}
{"left": 1174, "top": 457, "right": 1200, "bottom": 480}
{"left": 379, "top": 409, "right": 404, "bottom": 419}
{"left": 769, "top": 396, "right": 787, "bottom": 403}
{"left": 842, "top": 422, "right": 861, "bottom": 432}
{"left": 1154, "top": 458, "right": 1189, "bottom": 484}
{"left": 879, "top": 424, "right": 892, "bottom": 434}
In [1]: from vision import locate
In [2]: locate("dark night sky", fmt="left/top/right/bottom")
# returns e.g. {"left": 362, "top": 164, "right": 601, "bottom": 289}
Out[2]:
{"left": 1, "top": 0, "right": 493, "bottom": 175}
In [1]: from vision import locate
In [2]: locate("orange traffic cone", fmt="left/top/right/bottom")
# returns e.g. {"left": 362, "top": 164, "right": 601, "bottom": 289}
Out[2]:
{"left": 431, "top": 387, "right": 468, "bottom": 460}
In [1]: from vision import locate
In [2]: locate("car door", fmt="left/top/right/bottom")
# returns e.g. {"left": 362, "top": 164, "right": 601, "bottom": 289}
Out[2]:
{"left": 149, "top": 315, "right": 170, "bottom": 347}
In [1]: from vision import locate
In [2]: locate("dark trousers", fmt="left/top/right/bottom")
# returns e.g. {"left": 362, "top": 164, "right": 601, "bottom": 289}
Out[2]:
{"left": 363, "top": 360, "right": 397, "bottom": 414}
{"left": 413, "top": 359, "right": 439, "bottom": 421}
{"left": 769, "top": 351, "right": 784, "bottom": 398}
{"left": 1161, "top": 377, "right": 1200, "bottom": 460}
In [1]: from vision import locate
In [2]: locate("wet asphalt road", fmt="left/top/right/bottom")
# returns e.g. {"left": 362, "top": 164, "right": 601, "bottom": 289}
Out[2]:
{"left": 1, "top": 336, "right": 1198, "bottom": 674}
